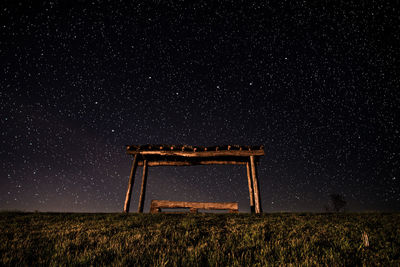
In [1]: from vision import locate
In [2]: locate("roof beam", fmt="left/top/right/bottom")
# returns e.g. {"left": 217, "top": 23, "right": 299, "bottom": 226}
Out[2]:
{"left": 127, "top": 150, "right": 264, "bottom": 157}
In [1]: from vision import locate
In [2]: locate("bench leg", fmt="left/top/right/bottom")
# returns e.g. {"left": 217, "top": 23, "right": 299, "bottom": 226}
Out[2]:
{"left": 150, "top": 207, "right": 160, "bottom": 213}
{"left": 190, "top": 208, "right": 198, "bottom": 214}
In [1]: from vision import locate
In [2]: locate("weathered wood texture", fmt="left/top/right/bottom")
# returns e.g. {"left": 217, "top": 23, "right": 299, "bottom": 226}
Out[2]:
{"left": 137, "top": 160, "right": 148, "bottom": 213}
{"left": 137, "top": 160, "right": 247, "bottom": 166}
{"left": 250, "top": 156, "right": 263, "bottom": 214}
{"left": 126, "top": 144, "right": 264, "bottom": 158}
{"left": 246, "top": 162, "right": 255, "bottom": 213}
{"left": 126, "top": 145, "right": 263, "bottom": 167}
{"left": 128, "top": 150, "right": 264, "bottom": 157}
{"left": 127, "top": 144, "right": 264, "bottom": 152}
{"left": 123, "top": 154, "right": 138, "bottom": 213}
{"left": 150, "top": 200, "right": 239, "bottom": 213}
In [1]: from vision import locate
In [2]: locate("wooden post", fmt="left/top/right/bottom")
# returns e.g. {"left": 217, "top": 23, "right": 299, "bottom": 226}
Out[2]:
{"left": 137, "top": 160, "right": 148, "bottom": 213}
{"left": 250, "top": 156, "right": 263, "bottom": 214}
{"left": 124, "top": 154, "right": 139, "bottom": 213}
{"left": 246, "top": 162, "right": 255, "bottom": 213}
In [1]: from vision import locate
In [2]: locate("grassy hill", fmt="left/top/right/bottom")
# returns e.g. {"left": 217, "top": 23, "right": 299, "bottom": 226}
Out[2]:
{"left": 1, "top": 212, "right": 399, "bottom": 266}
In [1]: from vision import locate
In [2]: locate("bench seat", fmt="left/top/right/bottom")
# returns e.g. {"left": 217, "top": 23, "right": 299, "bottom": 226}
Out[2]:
{"left": 150, "top": 200, "right": 238, "bottom": 213}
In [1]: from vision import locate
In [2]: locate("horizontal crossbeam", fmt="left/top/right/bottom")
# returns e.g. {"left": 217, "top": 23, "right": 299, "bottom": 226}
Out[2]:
{"left": 137, "top": 160, "right": 247, "bottom": 166}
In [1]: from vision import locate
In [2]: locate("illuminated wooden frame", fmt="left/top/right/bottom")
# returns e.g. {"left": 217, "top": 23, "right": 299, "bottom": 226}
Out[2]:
{"left": 123, "top": 145, "right": 264, "bottom": 214}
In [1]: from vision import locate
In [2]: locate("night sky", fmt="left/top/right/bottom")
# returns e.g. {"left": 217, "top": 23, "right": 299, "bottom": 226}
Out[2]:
{"left": 1, "top": 1, "right": 399, "bottom": 213}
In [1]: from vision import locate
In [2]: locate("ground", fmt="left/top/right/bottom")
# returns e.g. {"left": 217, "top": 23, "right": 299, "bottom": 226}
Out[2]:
{"left": 1, "top": 212, "right": 399, "bottom": 266}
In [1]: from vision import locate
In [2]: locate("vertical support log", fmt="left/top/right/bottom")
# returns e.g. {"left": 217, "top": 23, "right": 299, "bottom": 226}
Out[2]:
{"left": 124, "top": 154, "right": 139, "bottom": 213}
{"left": 246, "top": 162, "right": 255, "bottom": 213}
{"left": 137, "top": 160, "right": 149, "bottom": 213}
{"left": 250, "top": 156, "right": 263, "bottom": 214}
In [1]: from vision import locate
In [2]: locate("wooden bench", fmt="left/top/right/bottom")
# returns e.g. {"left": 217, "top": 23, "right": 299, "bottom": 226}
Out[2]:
{"left": 150, "top": 200, "right": 239, "bottom": 213}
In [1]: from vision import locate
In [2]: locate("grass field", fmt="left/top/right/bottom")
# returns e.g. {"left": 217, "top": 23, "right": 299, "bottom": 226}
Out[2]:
{"left": 0, "top": 212, "right": 399, "bottom": 266}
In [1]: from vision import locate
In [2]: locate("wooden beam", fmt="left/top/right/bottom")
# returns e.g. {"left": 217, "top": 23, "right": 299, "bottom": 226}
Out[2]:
{"left": 250, "top": 156, "right": 263, "bottom": 214}
{"left": 246, "top": 162, "right": 255, "bottom": 213}
{"left": 137, "top": 160, "right": 148, "bottom": 213}
{"left": 123, "top": 154, "right": 138, "bottom": 213}
{"left": 127, "top": 150, "right": 265, "bottom": 157}
{"left": 137, "top": 160, "right": 247, "bottom": 166}
{"left": 150, "top": 200, "right": 238, "bottom": 211}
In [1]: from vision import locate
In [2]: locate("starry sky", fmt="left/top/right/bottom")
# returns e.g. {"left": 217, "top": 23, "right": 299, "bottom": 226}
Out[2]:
{"left": 1, "top": 0, "right": 399, "bottom": 213}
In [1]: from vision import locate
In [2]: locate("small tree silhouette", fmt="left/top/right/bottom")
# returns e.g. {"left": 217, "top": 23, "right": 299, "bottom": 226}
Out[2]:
{"left": 329, "top": 194, "right": 347, "bottom": 212}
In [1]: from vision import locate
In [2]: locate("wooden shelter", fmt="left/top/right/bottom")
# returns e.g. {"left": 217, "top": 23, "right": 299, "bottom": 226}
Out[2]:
{"left": 123, "top": 144, "right": 264, "bottom": 214}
